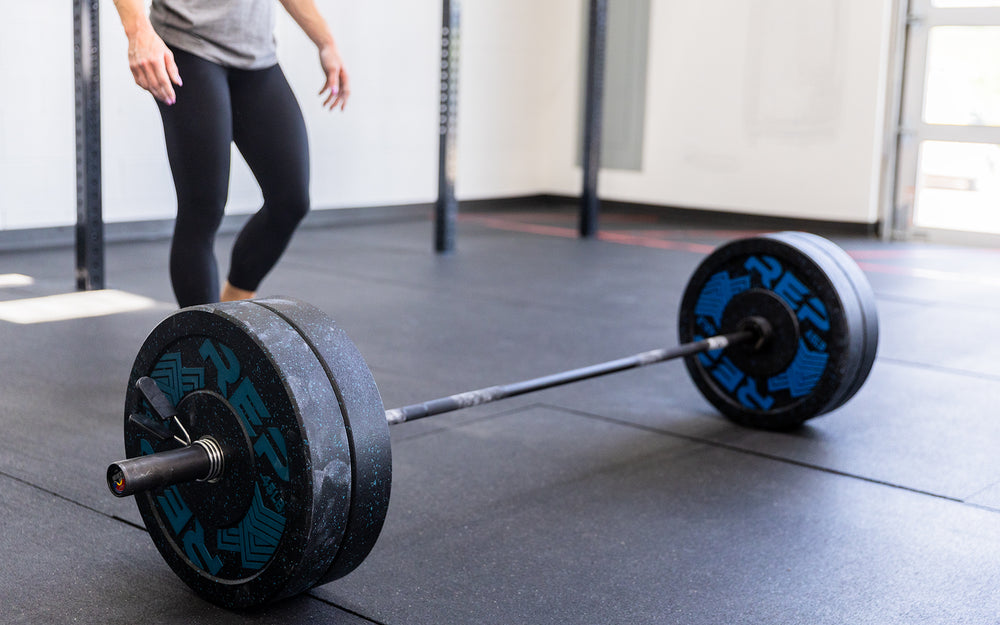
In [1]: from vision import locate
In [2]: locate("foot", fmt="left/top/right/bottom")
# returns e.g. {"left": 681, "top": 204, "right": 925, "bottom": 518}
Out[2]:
{"left": 220, "top": 281, "right": 256, "bottom": 302}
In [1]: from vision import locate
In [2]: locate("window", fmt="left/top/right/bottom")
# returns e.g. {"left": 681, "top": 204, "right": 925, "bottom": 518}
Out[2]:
{"left": 894, "top": 1, "right": 1000, "bottom": 238}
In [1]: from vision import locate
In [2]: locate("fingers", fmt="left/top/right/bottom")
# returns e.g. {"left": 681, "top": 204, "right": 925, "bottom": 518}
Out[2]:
{"left": 335, "top": 70, "right": 350, "bottom": 110}
{"left": 152, "top": 55, "right": 177, "bottom": 104}
{"left": 319, "top": 68, "right": 350, "bottom": 111}
{"left": 166, "top": 49, "right": 183, "bottom": 88}
{"left": 128, "top": 33, "right": 180, "bottom": 105}
{"left": 317, "top": 46, "right": 350, "bottom": 112}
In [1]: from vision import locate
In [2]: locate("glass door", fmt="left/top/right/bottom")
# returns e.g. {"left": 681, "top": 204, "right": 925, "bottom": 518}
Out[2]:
{"left": 895, "top": 0, "right": 1000, "bottom": 239}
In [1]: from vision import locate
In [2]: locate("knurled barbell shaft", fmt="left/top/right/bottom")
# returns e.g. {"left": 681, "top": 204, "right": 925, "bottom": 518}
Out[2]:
{"left": 384, "top": 329, "right": 755, "bottom": 424}
{"left": 107, "top": 327, "right": 757, "bottom": 498}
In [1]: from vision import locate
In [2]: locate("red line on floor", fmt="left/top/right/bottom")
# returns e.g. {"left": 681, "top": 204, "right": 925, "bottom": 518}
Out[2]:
{"left": 596, "top": 230, "right": 716, "bottom": 253}
{"left": 463, "top": 215, "right": 581, "bottom": 239}
{"left": 461, "top": 215, "right": 1000, "bottom": 286}
{"left": 462, "top": 215, "right": 719, "bottom": 253}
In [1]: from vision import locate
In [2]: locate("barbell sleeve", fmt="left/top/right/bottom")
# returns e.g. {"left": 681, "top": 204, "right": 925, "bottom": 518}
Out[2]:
{"left": 107, "top": 438, "right": 224, "bottom": 498}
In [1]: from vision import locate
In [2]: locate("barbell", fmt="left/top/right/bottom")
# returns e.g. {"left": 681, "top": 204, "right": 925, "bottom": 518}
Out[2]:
{"left": 105, "top": 231, "right": 878, "bottom": 608}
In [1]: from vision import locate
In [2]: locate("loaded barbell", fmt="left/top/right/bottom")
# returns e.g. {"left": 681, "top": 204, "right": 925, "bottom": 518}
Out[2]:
{"left": 105, "top": 231, "right": 878, "bottom": 608}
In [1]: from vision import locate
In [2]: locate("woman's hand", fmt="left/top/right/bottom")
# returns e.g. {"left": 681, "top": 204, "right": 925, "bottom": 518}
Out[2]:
{"left": 318, "top": 44, "right": 350, "bottom": 111}
{"left": 127, "top": 27, "right": 183, "bottom": 105}
{"left": 275, "top": 0, "right": 348, "bottom": 110}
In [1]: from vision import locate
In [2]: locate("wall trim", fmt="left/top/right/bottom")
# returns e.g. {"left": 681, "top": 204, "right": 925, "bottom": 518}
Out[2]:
{"left": 469, "top": 195, "right": 879, "bottom": 237}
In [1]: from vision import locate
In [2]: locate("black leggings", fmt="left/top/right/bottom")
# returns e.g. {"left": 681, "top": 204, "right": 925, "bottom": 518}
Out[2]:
{"left": 156, "top": 48, "right": 310, "bottom": 308}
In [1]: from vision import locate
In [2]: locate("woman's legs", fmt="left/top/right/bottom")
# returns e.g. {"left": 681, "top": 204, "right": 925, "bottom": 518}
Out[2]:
{"left": 157, "top": 52, "right": 310, "bottom": 306}
{"left": 157, "top": 49, "right": 233, "bottom": 308}
{"left": 226, "top": 64, "right": 311, "bottom": 296}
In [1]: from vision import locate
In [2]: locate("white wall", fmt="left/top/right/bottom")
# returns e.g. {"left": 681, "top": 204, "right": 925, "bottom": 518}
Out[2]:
{"left": 541, "top": 0, "right": 896, "bottom": 224}
{"left": 0, "top": 5, "right": 77, "bottom": 230}
{"left": 273, "top": 2, "right": 443, "bottom": 210}
{"left": 0, "top": 0, "right": 894, "bottom": 232}
{"left": 454, "top": 0, "right": 582, "bottom": 199}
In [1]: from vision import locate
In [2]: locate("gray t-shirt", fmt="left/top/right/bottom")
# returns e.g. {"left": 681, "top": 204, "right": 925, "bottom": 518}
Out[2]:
{"left": 150, "top": 0, "right": 278, "bottom": 70}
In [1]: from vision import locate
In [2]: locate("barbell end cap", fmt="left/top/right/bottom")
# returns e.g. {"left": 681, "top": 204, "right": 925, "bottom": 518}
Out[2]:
{"left": 107, "top": 463, "right": 133, "bottom": 498}
{"left": 737, "top": 315, "right": 773, "bottom": 351}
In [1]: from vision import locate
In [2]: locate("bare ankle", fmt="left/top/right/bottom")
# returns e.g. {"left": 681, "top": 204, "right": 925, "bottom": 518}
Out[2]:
{"left": 220, "top": 281, "right": 256, "bottom": 302}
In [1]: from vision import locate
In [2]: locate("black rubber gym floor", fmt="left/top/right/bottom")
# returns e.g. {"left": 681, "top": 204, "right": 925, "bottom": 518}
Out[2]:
{"left": 3, "top": 207, "right": 1000, "bottom": 623}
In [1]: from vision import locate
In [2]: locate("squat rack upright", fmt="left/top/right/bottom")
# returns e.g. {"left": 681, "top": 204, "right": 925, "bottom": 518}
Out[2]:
{"left": 74, "top": 0, "right": 104, "bottom": 291}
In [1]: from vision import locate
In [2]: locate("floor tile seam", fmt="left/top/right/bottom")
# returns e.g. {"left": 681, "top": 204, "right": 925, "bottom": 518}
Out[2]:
{"left": 382, "top": 396, "right": 997, "bottom": 511}
{"left": 962, "top": 500, "right": 1000, "bottom": 514}
{"left": 533, "top": 404, "right": 983, "bottom": 509}
{"left": 961, "top": 479, "right": 1000, "bottom": 506}
{"left": 877, "top": 356, "right": 1000, "bottom": 383}
{"left": 303, "top": 593, "right": 384, "bottom": 624}
{"left": 387, "top": 400, "right": 913, "bottom": 500}
{"left": 0, "top": 469, "right": 144, "bottom": 529}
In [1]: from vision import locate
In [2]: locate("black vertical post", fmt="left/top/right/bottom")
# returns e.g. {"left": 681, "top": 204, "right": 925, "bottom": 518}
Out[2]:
{"left": 435, "top": 0, "right": 460, "bottom": 254}
{"left": 580, "top": 0, "right": 608, "bottom": 238}
{"left": 74, "top": 0, "right": 105, "bottom": 290}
